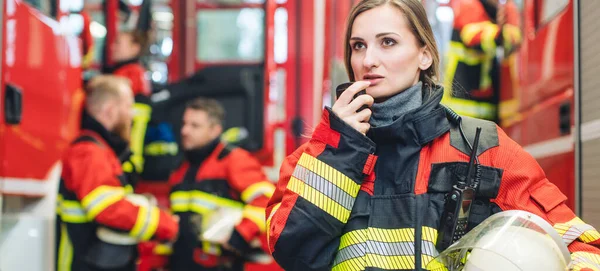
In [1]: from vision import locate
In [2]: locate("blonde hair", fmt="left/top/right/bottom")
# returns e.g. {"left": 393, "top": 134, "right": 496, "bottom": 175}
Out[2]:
{"left": 344, "top": 0, "right": 440, "bottom": 89}
{"left": 85, "top": 75, "right": 131, "bottom": 112}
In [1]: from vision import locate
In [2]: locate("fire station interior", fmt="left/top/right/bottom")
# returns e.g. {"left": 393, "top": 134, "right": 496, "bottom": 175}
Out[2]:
{"left": 1, "top": 0, "right": 600, "bottom": 270}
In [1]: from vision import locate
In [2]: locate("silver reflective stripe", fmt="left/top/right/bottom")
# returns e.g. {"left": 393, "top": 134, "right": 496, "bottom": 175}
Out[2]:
{"left": 365, "top": 240, "right": 415, "bottom": 256}
{"left": 292, "top": 165, "right": 354, "bottom": 211}
{"left": 191, "top": 197, "right": 217, "bottom": 210}
{"left": 562, "top": 224, "right": 596, "bottom": 245}
{"left": 334, "top": 243, "right": 365, "bottom": 266}
{"left": 84, "top": 191, "right": 121, "bottom": 213}
{"left": 421, "top": 240, "right": 439, "bottom": 257}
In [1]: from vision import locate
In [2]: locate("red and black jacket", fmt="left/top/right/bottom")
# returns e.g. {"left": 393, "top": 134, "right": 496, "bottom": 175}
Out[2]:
{"left": 267, "top": 85, "right": 600, "bottom": 271}
{"left": 56, "top": 112, "right": 178, "bottom": 271}
{"left": 169, "top": 139, "right": 275, "bottom": 271}
{"left": 104, "top": 58, "right": 151, "bottom": 97}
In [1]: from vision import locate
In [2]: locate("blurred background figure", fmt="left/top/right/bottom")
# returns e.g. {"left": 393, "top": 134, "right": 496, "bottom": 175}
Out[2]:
{"left": 441, "top": 0, "right": 522, "bottom": 122}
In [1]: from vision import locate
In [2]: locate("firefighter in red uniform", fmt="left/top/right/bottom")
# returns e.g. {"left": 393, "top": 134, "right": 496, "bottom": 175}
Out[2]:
{"left": 267, "top": 1, "right": 600, "bottom": 271}
{"left": 104, "top": 30, "right": 153, "bottom": 184}
{"left": 441, "top": 0, "right": 522, "bottom": 122}
{"left": 169, "top": 98, "right": 276, "bottom": 271}
{"left": 56, "top": 75, "right": 179, "bottom": 271}
{"left": 105, "top": 30, "right": 151, "bottom": 97}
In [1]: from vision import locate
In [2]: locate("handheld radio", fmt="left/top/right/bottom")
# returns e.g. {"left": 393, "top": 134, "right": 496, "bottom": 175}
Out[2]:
{"left": 436, "top": 127, "right": 482, "bottom": 251}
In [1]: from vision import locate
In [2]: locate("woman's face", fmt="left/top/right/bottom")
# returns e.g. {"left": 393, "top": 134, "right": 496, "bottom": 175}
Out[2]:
{"left": 350, "top": 4, "right": 431, "bottom": 101}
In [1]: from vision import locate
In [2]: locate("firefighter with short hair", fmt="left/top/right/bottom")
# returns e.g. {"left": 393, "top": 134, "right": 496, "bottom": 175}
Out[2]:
{"left": 169, "top": 98, "right": 276, "bottom": 271}
{"left": 56, "top": 75, "right": 179, "bottom": 271}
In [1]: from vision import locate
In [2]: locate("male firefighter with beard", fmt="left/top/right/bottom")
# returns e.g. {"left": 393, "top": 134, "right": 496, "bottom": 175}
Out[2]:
{"left": 168, "top": 98, "right": 276, "bottom": 271}
{"left": 56, "top": 75, "right": 179, "bottom": 271}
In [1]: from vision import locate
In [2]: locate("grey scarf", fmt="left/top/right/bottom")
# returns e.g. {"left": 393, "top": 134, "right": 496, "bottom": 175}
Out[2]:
{"left": 369, "top": 81, "right": 423, "bottom": 127}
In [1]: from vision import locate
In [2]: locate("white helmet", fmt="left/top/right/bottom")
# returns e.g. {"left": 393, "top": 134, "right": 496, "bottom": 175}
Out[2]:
{"left": 428, "top": 210, "right": 571, "bottom": 271}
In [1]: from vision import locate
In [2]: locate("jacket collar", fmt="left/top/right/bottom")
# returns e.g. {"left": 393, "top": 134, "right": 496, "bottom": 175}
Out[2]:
{"left": 367, "top": 84, "right": 451, "bottom": 146}
{"left": 81, "top": 111, "right": 131, "bottom": 162}
{"left": 184, "top": 138, "right": 221, "bottom": 165}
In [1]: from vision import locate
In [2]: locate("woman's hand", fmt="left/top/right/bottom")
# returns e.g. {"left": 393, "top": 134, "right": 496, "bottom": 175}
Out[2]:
{"left": 331, "top": 81, "right": 374, "bottom": 135}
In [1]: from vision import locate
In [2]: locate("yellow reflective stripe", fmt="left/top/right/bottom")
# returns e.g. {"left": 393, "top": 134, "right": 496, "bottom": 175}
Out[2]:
{"left": 421, "top": 226, "right": 438, "bottom": 243}
{"left": 334, "top": 227, "right": 441, "bottom": 271}
{"left": 571, "top": 252, "right": 600, "bottom": 271}
{"left": 130, "top": 205, "right": 160, "bottom": 241}
{"left": 57, "top": 195, "right": 89, "bottom": 224}
{"left": 365, "top": 254, "right": 415, "bottom": 270}
{"left": 192, "top": 190, "right": 244, "bottom": 210}
{"left": 154, "top": 244, "right": 173, "bottom": 255}
{"left": 424, "top": 255, "right": 448, "bottom": 271}
{"left": 81, "top": 186, "right": 125, "bottom": 220}
{"left": 447, "top": 41, "right": 487, "bottom": 65}
{"left": 460, "top": 23, "right": 485, "bottom": 45}
{"left": 57, "top": 223, "right": 74, "bottom": 271}
{"left": 368, "top": 227, "right": 415, "bottom": 243}
{"left": 339, "top": 229, "right": 367, "bottom": 250}
{"left": 554, "top": 217, "right": 600, "bottom": 245}
{"left": 297, "top": 153, "right": 360, "bottom": 197}
{"left": 332, "top": 257, "right": 366, "bottom": 271}
{"left": 141, "top": 207, "right": 161, "bottom": 241}
{"left": 243, "top": 205, "right": 266, "bottom": 232}
{"left": 441, "top": 98, "right": 497, "bottom": 120}
{"left": 144, "top": 141, "right": 178, "bottom": 156}
{"left": 130, "top": 103, "right": 152, "bottom": 173}
{"left": 124, "top": 185, "right": 134, "bottom": 195}
{"left": 170, "top": 190, "right": 244, "bottom": 214}
{"left": 480, "top": 23, "right": 499, "bottom": 54}
{"left": 203, "top": 241, "right": 221, "bottom": 256}
{"left": 288, "top": 176, "right": 351, "bottom": 223}
{"left": 241, "top": 181, "right": 275, "bottom": 203}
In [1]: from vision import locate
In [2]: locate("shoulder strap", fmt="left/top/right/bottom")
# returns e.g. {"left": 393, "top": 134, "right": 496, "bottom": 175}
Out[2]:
{"left": 449, "top": 115, "right": 499, "bottom": 157}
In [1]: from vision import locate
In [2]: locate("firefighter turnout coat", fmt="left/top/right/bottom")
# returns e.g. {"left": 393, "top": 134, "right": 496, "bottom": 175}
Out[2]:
{"left": 267, "top": 85, "right": 600, "bottom": 271}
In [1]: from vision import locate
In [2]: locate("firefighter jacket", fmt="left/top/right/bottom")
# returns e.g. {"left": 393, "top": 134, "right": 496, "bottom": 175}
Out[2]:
{"left": 105, "top": 58, "right": 152, "bottom": 97}
{"left": 169, "top": 139, "right": 275, "bottom": 271}
{"left": 266, "top": 84, "right": 600, "bottom": 271}
{"left": 442, "top": 0, "right": 522, "bottom": 121}
{"left": 56, "top": 112, "right": 179, "bottom": 271}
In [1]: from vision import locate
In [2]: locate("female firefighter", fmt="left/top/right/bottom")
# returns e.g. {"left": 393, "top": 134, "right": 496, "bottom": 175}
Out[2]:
{"left": 266, "top": 1, "right": 600, "bottom": 271}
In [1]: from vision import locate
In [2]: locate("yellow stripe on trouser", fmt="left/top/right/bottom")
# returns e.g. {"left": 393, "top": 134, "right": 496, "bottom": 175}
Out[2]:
{"left": 571, "top": 252, "right": 600, "bottom": 271}
{"left": 129, "top": 102, "right": 152, "bottom": 173}
{"left": 241, "top": 181, "right": 275, "bottom": 203}
{"left": 57, "top": 223, "right": 74, "bottom": 271}
{"left": 554, "top": 217, "right": 600, "bottom": 245}
{"left": 243, "top": 205, "right": 267, "bottom": 232}
{"left": 81, "top": 186, "right": 126, "bottom": 220}
{"left": 333, "top": 227, "right": 442, "bottom": 271}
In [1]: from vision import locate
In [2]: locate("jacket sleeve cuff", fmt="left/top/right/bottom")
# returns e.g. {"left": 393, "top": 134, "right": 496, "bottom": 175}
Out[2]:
{"left": 154, "top": 210, "right": 179, "bottom": 241}
{"left": 321, "top": 107, "right": 376, "bottom": 153}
